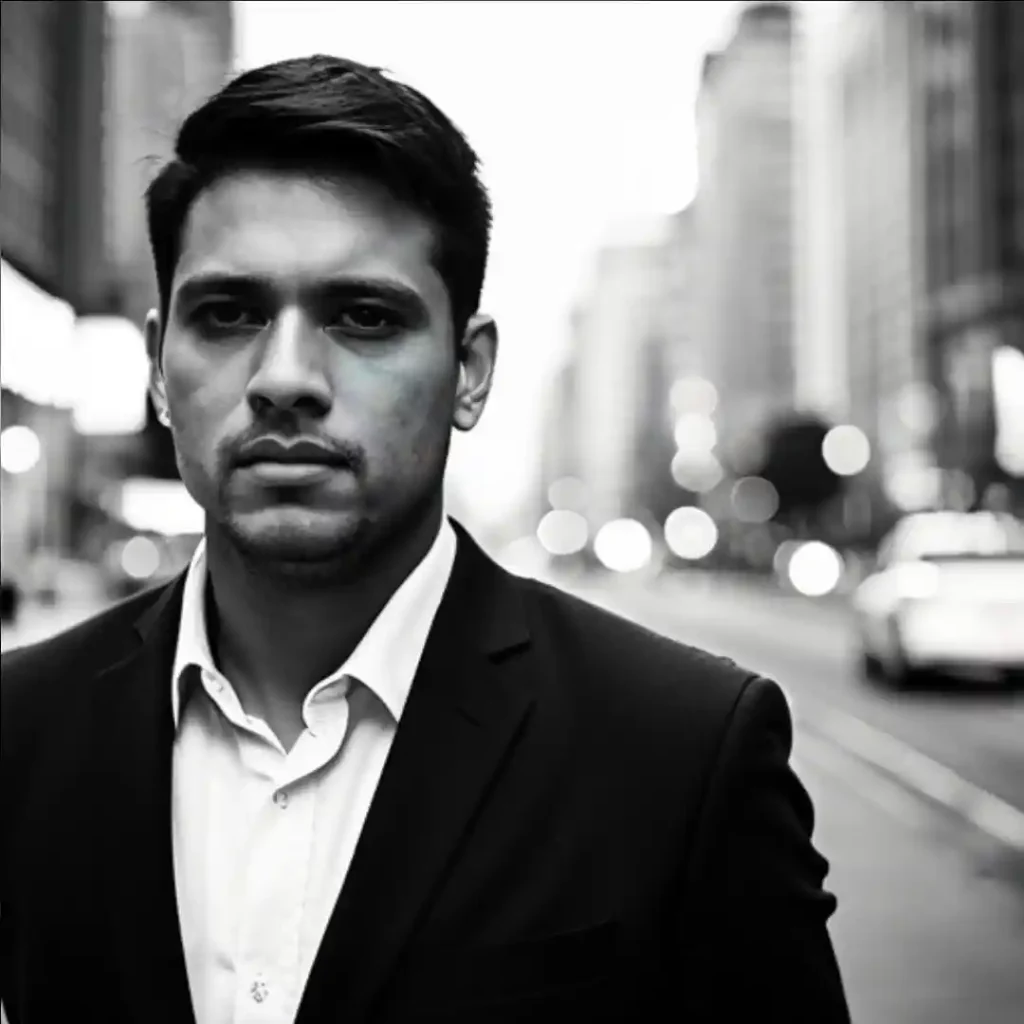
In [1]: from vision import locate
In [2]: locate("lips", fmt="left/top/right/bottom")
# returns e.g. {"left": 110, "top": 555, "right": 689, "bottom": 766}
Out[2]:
{"left": 236, "top": 437, "right": 349, "bottom": 468}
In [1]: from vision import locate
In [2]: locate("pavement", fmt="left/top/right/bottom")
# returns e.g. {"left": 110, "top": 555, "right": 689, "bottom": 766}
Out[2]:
{"left": 4, "top": 568, "right": 1024, "bottom": 1023}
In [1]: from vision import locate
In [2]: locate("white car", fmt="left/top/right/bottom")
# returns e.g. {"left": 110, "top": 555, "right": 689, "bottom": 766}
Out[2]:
{"left": 852, "top": 511, "right": 1024, "bottom": 688}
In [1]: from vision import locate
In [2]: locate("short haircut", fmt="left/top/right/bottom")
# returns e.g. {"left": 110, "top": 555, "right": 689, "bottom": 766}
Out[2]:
{"left": 146, "top": 55, "right": 491, "bottom": 338}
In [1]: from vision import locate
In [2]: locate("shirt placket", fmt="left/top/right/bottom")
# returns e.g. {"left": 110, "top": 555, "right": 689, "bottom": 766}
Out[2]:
{"left": 232, "top": 734, "right": 316, "bottom": 1024}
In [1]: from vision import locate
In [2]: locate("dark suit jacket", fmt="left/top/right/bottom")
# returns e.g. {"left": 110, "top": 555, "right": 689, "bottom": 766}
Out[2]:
{"left": 1, "top": 523, "right": 850, "bottom": 1023}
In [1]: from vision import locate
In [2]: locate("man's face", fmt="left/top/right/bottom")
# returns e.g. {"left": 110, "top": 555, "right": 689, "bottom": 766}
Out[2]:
{"left": 148, "top": 169, "right": 495, "bottom": 572}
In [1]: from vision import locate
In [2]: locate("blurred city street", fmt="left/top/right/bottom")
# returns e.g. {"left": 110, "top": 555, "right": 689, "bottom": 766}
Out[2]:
{"left": 4, "top": 568, "right": 1024, "bottom": 1024}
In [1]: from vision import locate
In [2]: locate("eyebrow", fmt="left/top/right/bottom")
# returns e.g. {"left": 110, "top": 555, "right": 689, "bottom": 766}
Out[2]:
{"left": 172, "top": 273, "right": 428, "bottom": 314}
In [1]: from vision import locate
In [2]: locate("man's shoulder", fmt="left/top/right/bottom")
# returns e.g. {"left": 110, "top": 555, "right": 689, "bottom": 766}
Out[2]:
{"left": 1, "top": 586, "right": 166, "bottom": 712}
{"left": 514, "top": 572, "right": 755, "bottom": 721}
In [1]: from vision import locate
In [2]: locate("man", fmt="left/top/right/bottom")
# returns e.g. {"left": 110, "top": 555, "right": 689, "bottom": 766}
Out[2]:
{"left": 1, "top": 56, "right": 849, "bottom": 1023}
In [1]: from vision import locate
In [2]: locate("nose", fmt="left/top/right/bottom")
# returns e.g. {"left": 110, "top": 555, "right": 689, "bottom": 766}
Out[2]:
{"left": 246, "top": 308, "right": 332, "bottom": 418}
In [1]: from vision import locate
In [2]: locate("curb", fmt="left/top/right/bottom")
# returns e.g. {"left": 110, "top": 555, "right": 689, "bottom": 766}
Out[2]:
{"left": 794, "top": 697, "right": 1024, "bottom": 852}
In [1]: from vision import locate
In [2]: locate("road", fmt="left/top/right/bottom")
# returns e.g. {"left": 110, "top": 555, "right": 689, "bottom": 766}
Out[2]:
{"left": 3, "top": 573, "right": 1024, "bottom": 1023}
{"left": 561, "top": 568, "right": 1024, "bottom": 1024}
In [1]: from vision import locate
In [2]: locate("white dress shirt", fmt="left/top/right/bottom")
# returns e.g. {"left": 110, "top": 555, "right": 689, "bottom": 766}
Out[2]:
{"left": 170, "top": 520, "right": 457, "bottom": 1024}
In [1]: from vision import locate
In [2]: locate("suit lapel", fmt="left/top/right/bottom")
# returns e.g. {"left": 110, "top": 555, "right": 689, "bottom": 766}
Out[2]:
{"left": 297, "top": 524, "right": 536, "bottom": 1022}
{"left": 90, "top": 576, "right": 196, "bottom": 1024}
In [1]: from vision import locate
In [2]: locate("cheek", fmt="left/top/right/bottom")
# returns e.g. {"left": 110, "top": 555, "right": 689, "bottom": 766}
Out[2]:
{"left": 164, "top": 371, "right": 238, "bottom": 473}
{"left": 360, "top": 369, "right": 454, "bottom": 475}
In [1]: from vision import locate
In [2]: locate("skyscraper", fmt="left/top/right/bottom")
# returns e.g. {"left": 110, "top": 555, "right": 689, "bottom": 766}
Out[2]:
{"left": 917, "top": 0, "right": 1024, "bottom": 506}
{"left": 695, "top": 2, "right": 797, "bottom": 470}
{"left": 2, "top": 1, "right": 110, "bottom": 574}
{"left": 793, "top": 2, "right": 849, "bottom": 422}
{"left": 837, "top": 1, "right": 933, "bottom": 509}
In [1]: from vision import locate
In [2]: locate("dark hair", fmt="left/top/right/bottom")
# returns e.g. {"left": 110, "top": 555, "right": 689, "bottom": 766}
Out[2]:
{"left": 145, "top": 55, "right": 491, "bottom": 337}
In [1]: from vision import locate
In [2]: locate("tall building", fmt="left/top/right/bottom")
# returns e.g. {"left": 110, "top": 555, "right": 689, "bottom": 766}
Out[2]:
{"left": 834, "top": 0, "right": 1023, "bottom": 513}
{"left": 837, "top": 1, "right": 933, "bottom": 509}
{"left": 2, "top": 1, "right": 109, "bottom": 578}
{"left": 793, "top": 2, "right": 849, "bottom": 422}
{"left": 695, "top": 2, "right": 797, "bottom": 469}
{"left": 916, "top": 1, "right": 1024, "bottom": 507}
{"left": 638, "top": 206, "right": 702, "bottom": 526}
{"left": 105, "top": 0, "right": 235, "bottom": 330}
{"left": 1, "top": 1, "right": 108, "bottom": 312}
{"left": 545, "top": 221, "right": 670, "bottom": 530}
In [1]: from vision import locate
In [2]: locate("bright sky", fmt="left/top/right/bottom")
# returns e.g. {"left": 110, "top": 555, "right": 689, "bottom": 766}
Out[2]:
{"left": 236, "top": 1, "right": 747, "bottom": 533}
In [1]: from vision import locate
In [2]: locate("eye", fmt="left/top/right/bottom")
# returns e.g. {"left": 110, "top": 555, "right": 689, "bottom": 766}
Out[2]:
{"left": 193, "top": 299, "right": 265, "bottom": 334}
{"left": 330, "top": 304, "right": 403, "bottom": 337}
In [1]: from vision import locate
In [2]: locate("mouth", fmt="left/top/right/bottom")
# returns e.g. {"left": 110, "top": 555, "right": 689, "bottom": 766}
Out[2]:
{"left": 235, "top": 437, "right": 354, "bottom": 484}
{"left": 238, "top": 460, "right": 345, "bottom": 486}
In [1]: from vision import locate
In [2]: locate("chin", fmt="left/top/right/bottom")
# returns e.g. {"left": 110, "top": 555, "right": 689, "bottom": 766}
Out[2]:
{"left": 225, "top": 508, "right": 371, "bottom": 569}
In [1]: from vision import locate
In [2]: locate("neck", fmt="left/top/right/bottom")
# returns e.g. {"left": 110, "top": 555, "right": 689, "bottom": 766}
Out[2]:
{"left": 204, "top": 503, "right": 445, "bottom": 717}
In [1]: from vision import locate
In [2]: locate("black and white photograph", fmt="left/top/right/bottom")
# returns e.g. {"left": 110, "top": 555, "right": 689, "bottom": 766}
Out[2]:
{"left": 2, "top": 2, "right": 1022, "bottom": 1022}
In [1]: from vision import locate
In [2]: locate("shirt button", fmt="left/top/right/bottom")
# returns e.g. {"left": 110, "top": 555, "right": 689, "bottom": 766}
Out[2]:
{"left": 274, "top": 790, "right": 289, "bottom": 809}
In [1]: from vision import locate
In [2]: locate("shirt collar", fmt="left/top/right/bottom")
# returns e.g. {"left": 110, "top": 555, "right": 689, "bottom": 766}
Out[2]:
{"left": 171, "top": 517, "right": 458, "bottom": 729}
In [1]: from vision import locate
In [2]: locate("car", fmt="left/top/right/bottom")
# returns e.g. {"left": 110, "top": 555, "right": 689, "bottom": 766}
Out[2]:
{"left": 852, "top": 511, "right": 1024, "bottom": 688}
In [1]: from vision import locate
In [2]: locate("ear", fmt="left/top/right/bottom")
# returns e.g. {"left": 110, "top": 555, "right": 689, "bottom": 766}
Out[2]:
{"left": 144, "top": 309, "right": 171, "bottom": 427}
{"left": 452, "top": 314, "right": 498, "bottom": 433}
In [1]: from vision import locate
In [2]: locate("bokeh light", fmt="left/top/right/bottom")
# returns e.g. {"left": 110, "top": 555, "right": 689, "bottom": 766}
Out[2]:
{"left": 730, "top": 476, "right": 780, "bottom": 524}
{"left": 664, "top": 507, "right": 719, "bottom": 561}
{"left": 537, "top": 509, "right": 589, "bottom": 556}
{"left": 993, "top": 346, "right": 1024, "bottom": 476}
{"left": 594, "top": 519, "right": 653, "bottom": 573}
{"left": 670, "top": 376, "right": 719, "bottom": 418}
{"left": 674, "top": 413, "right": 718, "bottom": 456}
{"left": 787, "top": 542, "right": 845, "bottom": 597}
{"left": 822, "top": 425, "right": 871, "bottom": 477}
{"left": 671, "top": 452, "right": 725, "bottom": 494}
{"left": 120, "top": 536, "right": 161, "bottom": 580}
{"left": 0, "top": 425, "right": 42, "bottom": 475}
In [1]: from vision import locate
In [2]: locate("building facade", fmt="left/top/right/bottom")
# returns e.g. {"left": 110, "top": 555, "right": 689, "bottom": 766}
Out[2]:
{"left": 793, "top": 2, "right": 849, "bottom": 422}
{"left": 2, "top": 1, "right": 236, "bottom": 582}
{"left": 695, "top": 2, "right": 797, "bottom": 469}
{"left": 837, "top": 1, "right": 934, "bottom": 512}
{"left": 834, "top": 0, "right": 1023, "bottom": 514}
{"left": 543, "top": 221, "right": 670, "bottom": 531}
{"left": 917, "top": 0, "right": 1024, "bottom": 507}
{"left": 2, "top": 1, "right": 109, "bottom": 579}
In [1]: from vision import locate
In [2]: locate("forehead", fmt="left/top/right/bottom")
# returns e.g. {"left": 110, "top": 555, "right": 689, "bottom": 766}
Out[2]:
{"left": 172, "top": 169, "right": 445, "bottom": 299}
